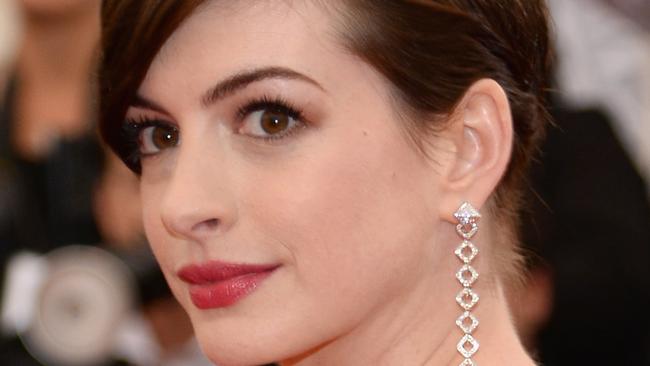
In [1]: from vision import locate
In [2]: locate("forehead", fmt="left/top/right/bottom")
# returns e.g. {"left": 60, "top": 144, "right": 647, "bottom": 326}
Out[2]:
{"left": 139, "top": 1, "right": 353, "bottom": 100}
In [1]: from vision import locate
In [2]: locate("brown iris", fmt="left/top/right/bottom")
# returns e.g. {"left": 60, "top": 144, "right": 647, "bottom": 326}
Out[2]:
{"left": 151, "top": 125, "right": 179, "bottom": 150}
{"left": 260, "top": 109, "right": 290, "bottom": 135}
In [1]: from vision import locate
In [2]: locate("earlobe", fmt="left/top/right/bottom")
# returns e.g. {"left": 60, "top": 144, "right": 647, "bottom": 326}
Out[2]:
{"left": 440, "top": 79, "right": 513, "bottom": 222}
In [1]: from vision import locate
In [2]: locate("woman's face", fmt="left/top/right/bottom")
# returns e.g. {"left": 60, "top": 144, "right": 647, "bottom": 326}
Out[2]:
{"left": 127, "top": 2, "right": 450, "bottom": 364}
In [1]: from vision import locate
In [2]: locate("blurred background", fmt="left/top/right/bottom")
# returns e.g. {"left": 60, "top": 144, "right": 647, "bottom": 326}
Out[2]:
{"left": 0, "top": 0, "right": 211, "bottom": 365}
{"left": 0, "top": 0, "right": 648, "bottom": 365}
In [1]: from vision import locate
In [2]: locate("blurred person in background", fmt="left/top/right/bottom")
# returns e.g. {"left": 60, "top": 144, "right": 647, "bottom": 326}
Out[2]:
{"left": 512, "top": 0, "right": 650, "bottom": 365}
{"left": 0, "top": 0, "right": 210, "bottom": 365}
{"left": 0, "top": 1, "right": 105, "bottom": 363}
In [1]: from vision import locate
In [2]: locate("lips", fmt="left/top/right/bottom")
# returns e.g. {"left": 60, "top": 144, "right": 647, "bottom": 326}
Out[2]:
{"left": 177, "top": 261, "right": 279, "bottom": 309}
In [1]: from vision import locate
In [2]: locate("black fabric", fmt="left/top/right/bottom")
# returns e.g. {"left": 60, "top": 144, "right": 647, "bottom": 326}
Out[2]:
{"left": 0, "top": 77, "right": 103, "bottom": 289}
{"left": 521, "top": 105, "right": 650, "bottom": 365}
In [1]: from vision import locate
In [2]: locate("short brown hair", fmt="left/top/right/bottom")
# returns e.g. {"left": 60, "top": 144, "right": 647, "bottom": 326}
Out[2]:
{"left": 99, "top": 0, "right": 552, "bottom": 278}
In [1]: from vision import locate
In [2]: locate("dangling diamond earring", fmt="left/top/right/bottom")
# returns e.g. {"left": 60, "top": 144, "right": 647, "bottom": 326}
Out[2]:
{"left": 453, "top": 202, "right": 481, "bottom": 366}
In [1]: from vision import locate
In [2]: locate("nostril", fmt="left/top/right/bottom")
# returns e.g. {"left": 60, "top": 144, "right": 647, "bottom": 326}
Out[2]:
{"left": 204, "top": 218, "right": 219, "bottom": 228}
{"left": 191, "top": 218, "right": 220, "bottom": 233}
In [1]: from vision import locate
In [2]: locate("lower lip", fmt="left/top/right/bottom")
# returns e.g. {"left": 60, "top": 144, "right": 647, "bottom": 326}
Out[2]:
{"left": 188, "top": 269, "right": 276, "bottom": 309}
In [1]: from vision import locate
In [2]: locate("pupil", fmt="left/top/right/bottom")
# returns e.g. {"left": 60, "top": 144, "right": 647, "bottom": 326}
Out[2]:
{"left": 153, "top": 126, "right": 177, "bottom": 149}
{"left": 261, "top": 110, "right": 288, "bottom": 134}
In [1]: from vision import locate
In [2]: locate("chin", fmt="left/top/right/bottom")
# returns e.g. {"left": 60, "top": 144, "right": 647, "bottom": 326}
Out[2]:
{"left": 194, "top": 328, "right": 290, "bottom": 366}
{"left": 202, "top": 349, "right": 270, "bottom": 366}
{"left": 187, "top": 312, "right": 281, "bottom": 366}
{"left": 187, "top": 305, "right": 333, "bottom": 366}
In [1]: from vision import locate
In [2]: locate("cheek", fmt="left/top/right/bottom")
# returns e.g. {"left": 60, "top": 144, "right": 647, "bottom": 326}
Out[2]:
{"left": 242, "top": 124, "right": 439, "bottom": 310}
{"left": 140, "top": 183, "right": 178, "bottom": 286}
{"left": 140, "top": 185, "right": 162, "bottom": 252}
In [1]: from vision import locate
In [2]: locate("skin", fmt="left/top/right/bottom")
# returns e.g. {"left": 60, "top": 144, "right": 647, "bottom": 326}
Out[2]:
{"left": 125, "top": 2, "right": 536, "bottom": 365}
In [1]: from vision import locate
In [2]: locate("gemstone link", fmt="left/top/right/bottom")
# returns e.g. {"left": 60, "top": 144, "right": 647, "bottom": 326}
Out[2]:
{"left": 459, "top": 358, "right": 476, "bottom": 366}
{"left": 456, "top": 264, "right": 479, "bottom": 287}
{"left": 456, "top": 288, "right": 479, "bottom": 311}
{"left": 456, "top": 311, "right": 479, "bottom": 334}
{"left": 457, "top": 334, "right": 480, "bottom": 358}
{"left": 456, "top": 223, "right": 478, "bottom": 239}
{"left": 455, "top": 240, "right": 479, "bottom": 264}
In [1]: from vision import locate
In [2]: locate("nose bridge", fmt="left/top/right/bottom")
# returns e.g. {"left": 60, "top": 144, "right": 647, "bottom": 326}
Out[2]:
{"left": 160, "top": 131, "right": 236, "bottom": 241}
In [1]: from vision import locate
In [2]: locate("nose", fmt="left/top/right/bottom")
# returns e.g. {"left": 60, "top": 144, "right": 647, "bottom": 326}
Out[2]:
{"left": 159, "top": 142, "right": 237, "bottom": 243}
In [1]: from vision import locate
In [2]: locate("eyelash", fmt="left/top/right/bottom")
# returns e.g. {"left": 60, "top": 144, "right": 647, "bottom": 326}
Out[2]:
{"left": 236, "top": 95, "right": 307, "bottom": 142}
{"left": 121, "top": 95, "right": 307, "bottom": 161}
{"left": 121, "top": 117, "right": 174, "bottom": 166}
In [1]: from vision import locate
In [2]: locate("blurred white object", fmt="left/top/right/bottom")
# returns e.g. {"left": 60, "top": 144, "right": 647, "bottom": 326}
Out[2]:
{"left": 24, "top": 246, "right": 135, "bottom": 366}
{"left": 1, "top": 252, "right": 48, "bottom": 335}
{"left": 1, "top": 246, "right": 210, "bottom": 366}
{"left": 549, "top": 0, "right": 650, "bottom": 192}
{"left": 2, "top": 246, "right": 135, "bottom": 366}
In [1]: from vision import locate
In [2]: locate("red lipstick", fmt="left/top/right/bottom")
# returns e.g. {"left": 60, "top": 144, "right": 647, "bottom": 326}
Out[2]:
{"left": 178, "top": 261, "right": 279, "bottom": 309}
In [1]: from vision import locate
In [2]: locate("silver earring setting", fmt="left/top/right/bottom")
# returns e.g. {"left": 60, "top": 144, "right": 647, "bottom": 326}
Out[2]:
{"left": 454, "top": 202, "right": 481, "bottom": 365}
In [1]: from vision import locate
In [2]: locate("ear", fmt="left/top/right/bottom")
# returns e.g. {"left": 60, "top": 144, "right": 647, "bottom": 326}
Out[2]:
{"left": 438, "top": 79, "right": 513, "bottom": 222}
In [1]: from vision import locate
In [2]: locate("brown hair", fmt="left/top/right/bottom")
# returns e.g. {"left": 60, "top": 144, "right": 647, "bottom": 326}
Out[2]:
{"left": 99, "top": 0, "right": 552, "bottom": 278}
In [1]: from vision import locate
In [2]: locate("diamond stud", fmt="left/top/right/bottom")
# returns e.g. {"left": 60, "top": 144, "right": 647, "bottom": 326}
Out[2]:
{"left": 456, "top": 288, "right": 479, "bottom": 311}
{"left": 457, "top": 334, "right": 480, "bottom": 358}
{"left": 453, "top": 202, "right": 481, "bottom": 226}
{"left": 456, "top": 311, "right": 479, "bottom": 334}
{"left": 455, "top": 240, "right": 479, "bottom": 264}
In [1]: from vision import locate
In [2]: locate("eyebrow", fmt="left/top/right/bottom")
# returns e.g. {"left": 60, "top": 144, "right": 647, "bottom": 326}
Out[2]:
{"left": 131, "top": 95, "right": 170, "bottom": 115}
{"left": 130, "top": 66, "right": 325, "bottom": 115}
{"left": 200, "top": 66, "right": 325, "bottom": 107}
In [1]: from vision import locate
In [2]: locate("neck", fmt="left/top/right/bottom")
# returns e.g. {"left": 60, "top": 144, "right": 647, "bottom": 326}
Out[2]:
{"left": 280, "top": 225, "right": 536, "bottom": 366}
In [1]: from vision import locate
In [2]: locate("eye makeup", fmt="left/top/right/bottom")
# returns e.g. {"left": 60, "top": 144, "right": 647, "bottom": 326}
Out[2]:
{"left": 119, "top": 93, "right": 310, "bottom": 166}
{"left": 235, "top": 94, "right": 308, "bottom": 143}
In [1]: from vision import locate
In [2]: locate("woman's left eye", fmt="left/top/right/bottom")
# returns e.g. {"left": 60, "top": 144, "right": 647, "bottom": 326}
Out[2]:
{"left": 238, "top": 103, "right": 303, "bottom": 139}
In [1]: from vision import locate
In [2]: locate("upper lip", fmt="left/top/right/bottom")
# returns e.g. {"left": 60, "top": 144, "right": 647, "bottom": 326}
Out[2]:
{"left": 177, "top": 261, "right": 280, "bottom": 285}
